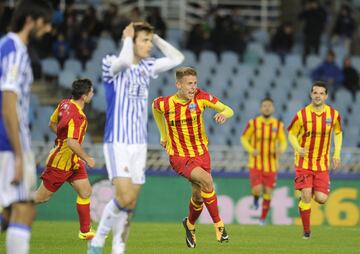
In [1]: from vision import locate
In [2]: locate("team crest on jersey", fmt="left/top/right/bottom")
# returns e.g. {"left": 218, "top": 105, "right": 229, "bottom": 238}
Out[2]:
{"left": 272, "top": 127, "right": 278, "bottom": 132}
{"left": 189, "top": 103, "right": 197, "bottom": 112}
{"left": 326, "top": 118, "right": 332, "bottom": 125}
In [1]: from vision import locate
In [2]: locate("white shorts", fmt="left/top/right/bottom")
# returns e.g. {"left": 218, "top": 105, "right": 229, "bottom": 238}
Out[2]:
{"left": 103, "top": 143, "right": 147, "bottom": 184}
{"left": 0, "top": 151, "right": 36, "bottom": 207}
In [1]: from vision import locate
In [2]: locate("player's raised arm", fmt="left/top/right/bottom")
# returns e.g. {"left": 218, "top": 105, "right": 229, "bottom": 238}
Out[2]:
{"left": 152, "top": 34, "right": 184, "bottom": 75}
{"left": 108, "top": 23, "right": 135, "bottom": 76}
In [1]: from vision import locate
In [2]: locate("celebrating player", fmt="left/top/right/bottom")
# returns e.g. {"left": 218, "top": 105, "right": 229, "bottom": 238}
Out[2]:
{"left": 152, "top": 67, "right": 233, "bottom": 248}
{"left": 35, "top": 79, "right": 96, "bottom": 240}
{"left": 288, "top": 81, "right": 343, "bottom": 239}
{"left": 241, "top": 98, "right": 287, "bottom": 224}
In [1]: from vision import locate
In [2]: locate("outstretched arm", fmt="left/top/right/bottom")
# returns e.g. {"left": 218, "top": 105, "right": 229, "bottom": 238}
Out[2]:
{"left": 152, "top": 35, "right": 184, "bottom": 75}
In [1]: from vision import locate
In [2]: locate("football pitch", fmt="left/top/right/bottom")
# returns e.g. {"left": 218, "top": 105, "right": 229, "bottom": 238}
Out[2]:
{"left": 0, "top": 221, "right": 359, "bottom": 254}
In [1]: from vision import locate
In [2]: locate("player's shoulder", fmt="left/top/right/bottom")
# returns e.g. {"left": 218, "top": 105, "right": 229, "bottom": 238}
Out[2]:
{"left": 153, "top": 96, "right": 163, "bottom": 103}
{"left": 325, "top": 104, "right": 339, "bottom": 114}
{"left": 0, "top": 34, "right": 17, "bottom": 57}
{"left": 195, "top": 88, "right": 217, "bottom": 101}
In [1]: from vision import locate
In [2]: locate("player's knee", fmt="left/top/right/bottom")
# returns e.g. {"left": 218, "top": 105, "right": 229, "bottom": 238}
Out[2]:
{"left": 12, "top": 203, "right": 36, "bottom": 223}
{"left": 115, "top": 193, "right": 135, "bottom": 209}
{"left": 34, "top": 194, "right": 51, "bottom": 204}
{"left": 315, "top": 196, "right": 327, "bottom": 204}
{"left": 78, "top": 188, "right": 92, "bottom": 199}
{"left": 201, "top": 179, "right": 214, "bottom": 193}
{"left": 192, "top": 193, "right": 203, "bottom": 204}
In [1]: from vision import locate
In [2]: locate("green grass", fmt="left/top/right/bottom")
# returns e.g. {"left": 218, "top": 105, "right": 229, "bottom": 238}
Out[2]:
{"left": 1, "top": 221, "right": 359, "bottom": 254}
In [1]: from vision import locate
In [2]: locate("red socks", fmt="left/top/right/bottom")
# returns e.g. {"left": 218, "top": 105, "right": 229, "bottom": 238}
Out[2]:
{"left": 201, "top": 190, "right": 220, "bottom": 223}
{"left": 188, "top": 198, "right": 203, "bottom": 225}
{"left": 298, "top": 200, "right": 311, "bottom": 233}
{"left": 76, "top": 196, "right": 91, "bottom": 233}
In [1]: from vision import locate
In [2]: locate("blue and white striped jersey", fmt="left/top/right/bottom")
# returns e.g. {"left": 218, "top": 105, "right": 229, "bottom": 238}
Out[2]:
{"left": 102, "top": 55, "right": 156, "bottom": 144}
{"left": 0, "top": 33, "right": 33, "bottom": 151}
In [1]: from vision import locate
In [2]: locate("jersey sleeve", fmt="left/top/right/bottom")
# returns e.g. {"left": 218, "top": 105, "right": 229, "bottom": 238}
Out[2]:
{"left": 49, "top": 105, "right": 59, "bottom": 123}
{"left": 67, "top": 115, "right": 86, "bottom": 140}
{"left": 333, "top": 111, "right": 342, "bottom": 134}
{"left": 102, "top": 55, "right": 116, "bottom": 83}
{"left": 197, "top": 89, "right": 219, "bottom": 108}
{"left": 240, "top": 120, "right": 255, "bottom": 153}
{"left": 242, "top": 121, "right": 254, "bottom": 138}
{"left": 152, "top": 96, "right": 164, "bottom": 113}
{"left": 287, "top": 113, "right": 301, "bottom": 135}
{"left": 278, "top": 122, "right": 288, "bottom": 153}
{"left": 0, "top": 49, "right": 26, "bottom": 96}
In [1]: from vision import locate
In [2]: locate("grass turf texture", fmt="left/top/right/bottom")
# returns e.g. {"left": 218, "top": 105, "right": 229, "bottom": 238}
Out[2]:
{"left": 0, "top": 222, "right": 358, "bottom": 254}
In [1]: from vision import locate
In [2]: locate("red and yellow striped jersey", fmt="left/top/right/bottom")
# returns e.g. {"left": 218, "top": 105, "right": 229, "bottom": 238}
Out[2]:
{"left": 152, "top": 89, "right": 219, "bottom": 157}
{"left": 288, "top": 104, "right": 342, "bottom": 171}
{"left": 46, "top": 99, "right": 88, "bottom": 171}
{"left": 241, "top": 116, "right": 287, "bottom": 172}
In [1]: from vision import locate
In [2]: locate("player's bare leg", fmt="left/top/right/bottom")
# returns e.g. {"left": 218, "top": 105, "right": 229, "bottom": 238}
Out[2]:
{"left": 71, "top": 178, "right": 94, "bottom": 240}
{"left": 34, "top": 182, "right": 55, "bottom": 203}
{"left": 313, "top": 191, "right": 328, "bottom": 204}
{"left": 0, "top": 206, "right": 11, "bottom": 232}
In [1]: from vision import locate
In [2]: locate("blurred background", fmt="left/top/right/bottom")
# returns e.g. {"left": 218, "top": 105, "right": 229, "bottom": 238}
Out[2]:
{"left": 1, "top": 0, "right": 359, "bottom": 225}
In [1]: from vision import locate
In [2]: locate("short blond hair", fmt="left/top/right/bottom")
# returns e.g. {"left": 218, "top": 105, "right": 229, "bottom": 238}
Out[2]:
{"left": 175, "top": 67, "right": 197, "bottom": 81}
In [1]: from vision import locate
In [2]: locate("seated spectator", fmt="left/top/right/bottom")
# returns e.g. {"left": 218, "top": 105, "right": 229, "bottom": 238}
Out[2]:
{"left": 311, "top": 50, "right": 343, "bottom": 93}
{"left": 343, "top": 57, "right": 359, "bottom": 98}
{"left": 270, "top": 22, "right": 294, "bottom": 64}
{"left": 52, "top": 33, "right": 70, "bottom": 68}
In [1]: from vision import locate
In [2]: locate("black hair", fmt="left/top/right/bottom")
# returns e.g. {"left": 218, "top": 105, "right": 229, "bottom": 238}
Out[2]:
{"left": 10, "top": 0, "right": 53, "bottom": 32}
{"left": 71, "top": 79, "right": 93, "bottom": 100}
{"left": 311, "top": 81, "right": 328, "bottom": 94}
{"left": 261, "top": 97, "right": 273, "bottom": 104}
